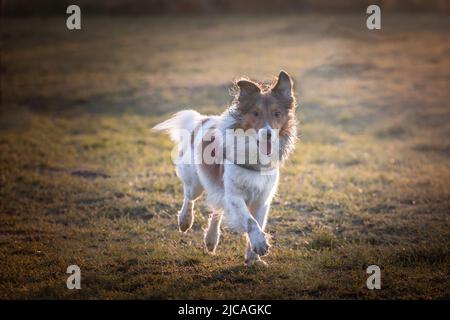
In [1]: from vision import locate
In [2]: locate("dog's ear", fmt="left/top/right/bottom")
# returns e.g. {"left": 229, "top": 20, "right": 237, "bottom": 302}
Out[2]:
{"left": 237, "top": 80, "right": 260, "bottom": 100}
{"left": 271, "top": 70, "right": 293, "bottom": 99}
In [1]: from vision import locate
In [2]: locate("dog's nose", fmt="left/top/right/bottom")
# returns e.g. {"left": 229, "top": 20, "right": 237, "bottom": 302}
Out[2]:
{"left": 266, "top": 130, "right": 272, "bottom": 140}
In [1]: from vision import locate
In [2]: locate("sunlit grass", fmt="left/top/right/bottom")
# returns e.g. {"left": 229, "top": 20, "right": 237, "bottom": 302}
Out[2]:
{"left": 0, "top": 14, "right": 449, "bottom": 299}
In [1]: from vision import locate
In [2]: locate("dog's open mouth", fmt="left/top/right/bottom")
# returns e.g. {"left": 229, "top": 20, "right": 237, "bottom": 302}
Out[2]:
{"left": 257, "top": 139, "right": 272, "bottom": 155}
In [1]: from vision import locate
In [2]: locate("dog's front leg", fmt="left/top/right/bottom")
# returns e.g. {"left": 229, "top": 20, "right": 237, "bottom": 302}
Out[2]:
{"left": 225, "top": 196, "right": 270, "bottom": 258}
{"left": 253, "top": 203, "right": 270, "bottom": 231}
{"left": 246, "top": 204, "right": 271, "bottom": 266}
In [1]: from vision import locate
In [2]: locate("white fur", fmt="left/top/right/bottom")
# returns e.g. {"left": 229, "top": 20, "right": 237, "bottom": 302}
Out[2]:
{"left": 153, "top": 110, "right": 280, "bottom": 266}
{"left": 152, "top": 109, "right": 204, "bottom": 143}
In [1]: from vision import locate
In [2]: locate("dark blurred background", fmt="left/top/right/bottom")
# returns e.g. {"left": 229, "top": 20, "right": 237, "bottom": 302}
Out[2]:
{"left": 2, "top": 0, "right": 450, "bottom": 16}
{"left": 1, "top": 0, "right": 450, "bottom": 301}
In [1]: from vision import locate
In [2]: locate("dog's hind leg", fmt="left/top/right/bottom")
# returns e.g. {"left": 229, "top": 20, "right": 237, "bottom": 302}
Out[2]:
{"left": 177, "top": 164, "right": 203, "bottom": 232}
{"left": 204, "top": 211, "right": 223, "bottom": 253}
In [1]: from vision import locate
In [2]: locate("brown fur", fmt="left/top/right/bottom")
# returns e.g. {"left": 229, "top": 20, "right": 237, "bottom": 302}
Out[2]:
{"left": 193, "top": 120, "right": 224, "bottom": 185}
{"left": 237, "top": 92, "right": 295, "bottom": 135}
{"left": 191, "top": 118, "right": 211, "bottom": 147}
{"left": 200, "top": 155, "right": 224, "bottom": 186}
{"left": 228, "top": 71, "right": 298, "bottom": 163}
{"left": 231, "top": 73, "right": 296, "bottom": 141}
{"left": 187, "top": 72, "right": 297, "bottom": 183}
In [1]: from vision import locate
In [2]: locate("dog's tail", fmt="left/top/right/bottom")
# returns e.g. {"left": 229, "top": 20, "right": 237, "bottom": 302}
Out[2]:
{"left": 152, "top": 110, "right": 203, "bottom": 143}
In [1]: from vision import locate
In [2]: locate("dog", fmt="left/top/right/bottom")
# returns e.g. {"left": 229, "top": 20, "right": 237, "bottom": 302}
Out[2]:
{"left": 153, "top": 70, "right": 298, "bottom": 266}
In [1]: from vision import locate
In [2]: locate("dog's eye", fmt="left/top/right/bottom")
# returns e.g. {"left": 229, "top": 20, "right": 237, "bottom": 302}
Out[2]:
{"left": 253, "top": 111, "right": 259, "bottom": 117}
{"left": 274, "top": 111, "right": 281, "bottom": 118}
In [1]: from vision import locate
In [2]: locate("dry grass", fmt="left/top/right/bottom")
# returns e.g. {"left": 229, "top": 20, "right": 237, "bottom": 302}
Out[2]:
{"left": 0, "top": 14, "right": 449, "bottom": 299}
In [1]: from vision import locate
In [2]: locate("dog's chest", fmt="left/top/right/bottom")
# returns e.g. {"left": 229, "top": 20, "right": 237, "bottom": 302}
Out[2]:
{"left": 227, "top": 165, "right": 279, "bottom": 203}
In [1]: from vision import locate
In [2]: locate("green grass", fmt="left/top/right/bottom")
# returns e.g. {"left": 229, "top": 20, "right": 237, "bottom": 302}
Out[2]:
{"left": 1, "top": 14, "right": 449, "bottom": 299}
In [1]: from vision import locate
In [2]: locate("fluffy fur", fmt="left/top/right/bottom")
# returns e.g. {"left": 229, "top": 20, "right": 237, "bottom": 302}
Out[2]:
{"left": 153, "top": 71, "right": 298, "bottom": 266}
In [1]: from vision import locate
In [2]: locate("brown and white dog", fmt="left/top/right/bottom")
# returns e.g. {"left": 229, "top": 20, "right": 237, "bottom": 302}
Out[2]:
{"left": 153, "top": 71, "right": 298, "bottom": 266}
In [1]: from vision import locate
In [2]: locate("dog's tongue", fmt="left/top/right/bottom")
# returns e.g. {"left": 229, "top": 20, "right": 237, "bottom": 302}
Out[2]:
{"left": 266, "top": 140, "right": 272, "bottom": 155}
{"left": 259, "top": 140, "right": 272, "bottom": 155}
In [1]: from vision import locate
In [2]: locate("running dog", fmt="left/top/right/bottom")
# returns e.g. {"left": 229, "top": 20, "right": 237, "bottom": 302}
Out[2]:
{"left": 153, "top": 71, "right": 298, "bottom": 266}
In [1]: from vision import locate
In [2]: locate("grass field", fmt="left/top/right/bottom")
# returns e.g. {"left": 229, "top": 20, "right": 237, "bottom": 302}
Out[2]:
{"left": 1, "top": 14, "right": 449, "bottom": 299}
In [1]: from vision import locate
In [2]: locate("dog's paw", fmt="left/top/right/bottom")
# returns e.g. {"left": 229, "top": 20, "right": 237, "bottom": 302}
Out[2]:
{"left": 178, "top": 212, "right": 193, "bottom": 233}
{"left": 245, "top": 258, "right": 268, "bottom": 268}
{"left": 204, "top": 236, "right": 218, "bottom": 253}
{"left": 250, "top": 231, "right": 270, "bottom": 256}
{"left": 205, "top": 241, "right": 217, "bottom": 254}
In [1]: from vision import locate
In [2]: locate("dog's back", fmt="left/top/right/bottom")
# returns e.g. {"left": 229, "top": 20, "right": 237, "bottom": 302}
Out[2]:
{"left": 152, "top": 109, "right": 204, "bottom": 144}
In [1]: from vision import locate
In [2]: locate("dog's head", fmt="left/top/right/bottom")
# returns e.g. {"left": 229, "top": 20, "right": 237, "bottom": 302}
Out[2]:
{"left": 231, "top": 71, "right": 297, "bottom": 156}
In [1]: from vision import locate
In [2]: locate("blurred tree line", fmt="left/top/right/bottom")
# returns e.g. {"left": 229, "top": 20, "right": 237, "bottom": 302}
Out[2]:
{"left": 2, "top": 0, "right": 449, "bottom": 16}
